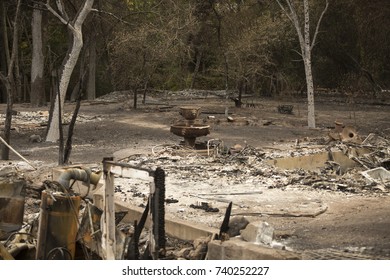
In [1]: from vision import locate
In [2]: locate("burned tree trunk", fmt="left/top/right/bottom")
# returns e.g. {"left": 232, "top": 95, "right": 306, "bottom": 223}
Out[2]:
{"left": 0, "top": 0, "right": 21, "bottom": 160}
{"left": 31, "top": 3, "right": 46, "bottom": 106}
{"left": 45, "top": 0, "right": 94, "bottom": 142}
{"left": 275, "top": 0, "right": 329, "bottom": 128}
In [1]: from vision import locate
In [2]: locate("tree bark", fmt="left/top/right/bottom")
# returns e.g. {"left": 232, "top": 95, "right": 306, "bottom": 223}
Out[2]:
{"left": 45, "top": 0, "right": 94, "bottom": 142}
{"left": 31, "top": 4, "right": 46, "bottom": 106}
{"left": 14, "top": 40, "right": 22, "bottom": 102}
{"left": 1, "top": 1, "right": 10, "bottom": 69}
{"left": 0, "top": 1, "right": 9, "bottom": 103}
{"left": 275, "top": 0, "right": 329, "bottom": 129}
{"left": 0, "top": 78, "right": 14, "bottom": 160}
{"left": 190, "top": 50, "right": 202, "bottom": 89}
{"left": 133, "top": 88, "right": 138, "bottom": 109}
{"left": 303, "top": 47, "right": 315, "bottom": 128}
{"left": 86, "top": 36, "right": 96, "bottom": 100}
{"left": 0, "top": 0, "right": 21, "bottom": 160}
{"left": 303, "top": 0, "right": 316, "bottom": 128}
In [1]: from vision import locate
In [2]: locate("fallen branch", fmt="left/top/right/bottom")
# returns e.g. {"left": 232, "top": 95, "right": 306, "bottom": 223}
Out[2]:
{"left": 0, "top": 136, "right": 37, "bottom": 170}
{"left": 197, "top": 191, "right": 263, "bottom": 196}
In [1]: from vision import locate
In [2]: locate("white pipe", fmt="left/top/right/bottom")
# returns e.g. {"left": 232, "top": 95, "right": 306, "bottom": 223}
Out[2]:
{"left": 57, "top": 168, "right": 101, "bottom": 190}
{"left": 0, "top": 136, "right": 36, "bottom": 170}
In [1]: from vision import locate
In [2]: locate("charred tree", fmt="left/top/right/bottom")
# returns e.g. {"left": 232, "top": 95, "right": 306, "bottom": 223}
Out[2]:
{"left": 45, "top": 0, "right": 94, "bottom": 142}
{"left": 0, "top": 0, "right": 21, "bottom": 160}
{"left": 275, "top": 0, "right": 329, "bottom": 128}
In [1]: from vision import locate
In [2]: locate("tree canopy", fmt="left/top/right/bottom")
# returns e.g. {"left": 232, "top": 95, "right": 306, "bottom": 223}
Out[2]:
{"left": 0, "top": 0, "right": 389, "bottom": 103}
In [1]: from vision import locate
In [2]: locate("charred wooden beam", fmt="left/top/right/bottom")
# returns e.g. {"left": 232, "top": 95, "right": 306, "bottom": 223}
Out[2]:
{"left": 218, "top": 202, "right": 233, "bottom": 241}
{"left": 150, "top": 167, "right": 166, "bottom": 259}
{"left": 126, "top": 200, "right": 149, "bottom": 260}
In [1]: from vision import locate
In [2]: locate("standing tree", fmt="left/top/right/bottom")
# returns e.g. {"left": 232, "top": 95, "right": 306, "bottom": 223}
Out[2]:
{"left": 108, "top": 0, "right": 196, "bottom": 104}
{"left": 86, "top": 32, "right": 96, "bottom": 100}
{"left": 214, "top": 1, "right": 275, "bottom": 106}
{"left": 31, "top": 2, "right": 46, "bottom": 106}
{"left": 0, "top": 0, "right": 21, "bottom": 160}
{"left": 44, "top": 0, "right": 94, "bottom": 142}
{"left": 275, "top": 0, "right": 329, "bottom": 128}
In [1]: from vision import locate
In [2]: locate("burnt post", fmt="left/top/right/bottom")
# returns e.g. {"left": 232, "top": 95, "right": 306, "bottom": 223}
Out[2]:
{"left": 102, "top": 159, "right": 116, "bottom": 260}
{"left": 149, "top": 167, "right": 166, "bottom": 259}
{"left": 97, "top": 160, "right": 165, "bottom": 260}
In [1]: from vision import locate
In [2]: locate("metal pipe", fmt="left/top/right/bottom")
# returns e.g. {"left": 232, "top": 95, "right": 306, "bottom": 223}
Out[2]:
{"left": 57, "top": 167, "right": 101, "bottom": 190}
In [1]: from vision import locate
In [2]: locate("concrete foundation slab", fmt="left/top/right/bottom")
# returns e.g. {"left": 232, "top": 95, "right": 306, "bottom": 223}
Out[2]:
{"left": 269, "top": 149, "right": 370, "bottom": 174}
{"left": 93, "top": 191, "right": 218, "bottom": 241}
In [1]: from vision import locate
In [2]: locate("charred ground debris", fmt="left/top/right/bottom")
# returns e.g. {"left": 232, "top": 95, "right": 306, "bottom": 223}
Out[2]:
{"left": 0, "top": 91, "right": 390, "bottom": 260}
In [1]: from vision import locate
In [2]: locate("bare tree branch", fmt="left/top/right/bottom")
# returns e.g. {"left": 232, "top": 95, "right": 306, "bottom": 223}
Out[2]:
{"left": 55, "top": 0, "right": 69, "bottom": 21}
{"left": 45, "top": 0, "right": 73, "bottom": 29}
{"left": 276, "top": 0, "right": 305, "bottom": 54}
{"left": 7, "top": 0, "right": 21, "bottom": 79}
{"left": 311, "top": 0, "right": 329, "bottom": 50}
{"left": 275, "top": 0, "right": 294, "bottom": 23}
{"left": 74, "top": 0, "right": 94, "bottom": 29}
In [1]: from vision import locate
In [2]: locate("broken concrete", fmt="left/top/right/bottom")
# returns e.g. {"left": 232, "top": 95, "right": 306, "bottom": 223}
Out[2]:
{"left": 227, "top": 216, "right": 249, "bottom": 237}
{"left": 269, "top": 149, "right": 368, "bottom": 174}
{"left": 92, "top": 194, "right": 218, "bottom": 241}
{"left": 361, "top": 167, "right": 390, "bottom": 190}
{"left": 240, "top": 221, "right": 274, "bottom": 246}
{"left": 207, "top": 238, "right": 300, "bottom": 260}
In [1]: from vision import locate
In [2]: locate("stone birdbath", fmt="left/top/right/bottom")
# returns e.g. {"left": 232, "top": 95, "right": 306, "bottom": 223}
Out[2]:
{"left": 170, "top": 106, "right": 210, "bottom": 148}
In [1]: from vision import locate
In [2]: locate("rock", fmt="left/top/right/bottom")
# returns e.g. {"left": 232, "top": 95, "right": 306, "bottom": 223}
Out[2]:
{"left": 227, "top": 216, "right": 249, "bottom": 237}
{"left": 230, "top": 144, "right": 243, "bottom": 154}
{"left": 189, "top": 236, "right": 211, "bottom": 260}
{"left": 207, "top": 239, "right": 300, "bottom": 260}
{"left": 29, "top": 134, "right": 42, "bottom": 143}
{"left": 0, "top": 166, "right": 16, "bottom": 177}
{"left": 240, "top": 221, "right": 274, "bottom": 246}
{"left": 175, "top": 247, "right": 192, "bottom": 259}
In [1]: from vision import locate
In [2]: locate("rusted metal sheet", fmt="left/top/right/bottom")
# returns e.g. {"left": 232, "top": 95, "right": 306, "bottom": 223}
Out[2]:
{"left": 77, "top": 203, "right": 103, "bottom": 256}
{"left": 0, "top": 180, "right": 26, "bottom": 238}
{"left": 0, "top": 242, "right": 14, "bottom": 260}
{"left": 35, "top": 191, "right": 81, "bottom": 260}
{"left": 77, "top": 202, "right": 127, "bottom": 260}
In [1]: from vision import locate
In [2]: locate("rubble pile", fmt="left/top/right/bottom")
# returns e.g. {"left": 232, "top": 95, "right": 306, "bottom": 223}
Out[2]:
{"left": 110, "top": 135, "right": 389, "bottom": 230}
{"left": 93, "top": 90, "right": 230, "bottom": 104}
{"left": 94, "top": 91, "right": 132, "bottom": 103}
{"left": 0, "top": 110, "right": 103, "bottom": 130}
{"left": 1, "top": 131, "right": 389, "bottom": 260}
{"left": 153, "top": 89, "right": 229, "bottom": 100}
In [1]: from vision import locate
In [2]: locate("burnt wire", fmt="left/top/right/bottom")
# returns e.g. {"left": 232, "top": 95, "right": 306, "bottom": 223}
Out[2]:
{"left": 46, "top": 247, "right": 73, "bottom": 260}
{"left": 3, "top": 231, "right": 35, "bottom": 247}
